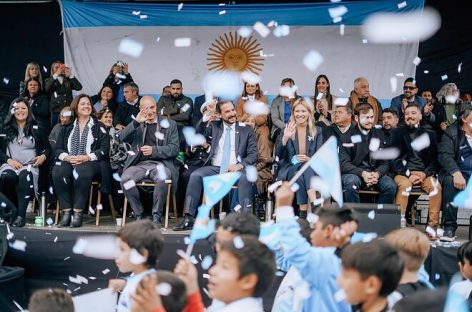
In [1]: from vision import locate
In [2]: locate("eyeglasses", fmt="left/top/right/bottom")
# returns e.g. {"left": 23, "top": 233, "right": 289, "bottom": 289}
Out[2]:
{"left": 403, "top": 86, "right": 416, "bottom": 90}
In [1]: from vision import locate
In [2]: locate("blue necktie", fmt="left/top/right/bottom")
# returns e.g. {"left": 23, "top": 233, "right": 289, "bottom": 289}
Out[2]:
{"left": 220, "top": 127, "right": 232, "bottom": 173}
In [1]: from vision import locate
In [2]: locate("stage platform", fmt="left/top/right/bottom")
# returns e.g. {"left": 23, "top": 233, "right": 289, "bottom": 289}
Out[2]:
{"left": 0, "top": 211, "right": 467, "bottom": 311}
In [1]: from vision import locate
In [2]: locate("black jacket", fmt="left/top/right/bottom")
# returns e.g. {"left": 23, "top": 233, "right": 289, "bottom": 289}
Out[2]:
{"left": 339, "top": 126, "right": 389, "bottom": 177}
{"left": 28, "top": 94, "right": 50, "bottom": 132}
{"left": 157, "top": 94, "right": 193, "bottom": 126}
{"left": 114, "top": 96, "right": 142, "bottom": 127}
{"left": 103, "top": 73, "right": 134, "bottom": 104}
{"left": 45, "top": 76, "right": 82, "bottom": 113}
{"left": 54, "top": 119, "right": 111, "bottom": 193}
{"left": 437, "top": 122, "right": 466, "bottom": 180}
{"left": 390, "top": 126, "right": 439, "bottom": 177}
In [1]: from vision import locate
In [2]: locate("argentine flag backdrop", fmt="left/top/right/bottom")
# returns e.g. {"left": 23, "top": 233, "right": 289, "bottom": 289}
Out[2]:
{"left": 60, "top": 0, "right": 424, "bottom": 105}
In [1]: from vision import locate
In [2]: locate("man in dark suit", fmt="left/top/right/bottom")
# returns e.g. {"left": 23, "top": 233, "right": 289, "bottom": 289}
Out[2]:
{"left": 119, "top": 96, "right": 180, "bottom": 227}
{"left": 322, "top": 103, "right": 354, "bottom": 144}
{"left": 340, "top": 103, "right": 396, "bottom": 204}
{"left": 391, "top": 104, "right": 441, "bottom": 237}
{"left": 174, "top": 100, "right": 258, "bottom": 230}
{"left": 114, "top": 82, "right": 142, "bottom": 130}
{"left": 191, "top": 93, "right": 206, "bottom": 127}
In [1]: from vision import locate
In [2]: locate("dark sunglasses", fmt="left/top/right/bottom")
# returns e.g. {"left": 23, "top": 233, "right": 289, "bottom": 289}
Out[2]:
{"left": 403, "top": 86, "right": 416, "bottom": 90}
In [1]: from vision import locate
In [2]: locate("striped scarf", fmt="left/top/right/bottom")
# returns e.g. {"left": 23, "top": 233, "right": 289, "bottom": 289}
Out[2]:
{"left": 70, "top": 121, "right": 90, "bottom": 156}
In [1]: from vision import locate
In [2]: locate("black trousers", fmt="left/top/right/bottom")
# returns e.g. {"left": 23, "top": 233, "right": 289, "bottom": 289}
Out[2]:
{"left": 441, "top": 173, "right": 469, "bottom": 232}
{"left": 52, "top": 161, "right": 101, "bottom": 210}
{"left": 0, "top": 170, "right": 34, "bottom": 219}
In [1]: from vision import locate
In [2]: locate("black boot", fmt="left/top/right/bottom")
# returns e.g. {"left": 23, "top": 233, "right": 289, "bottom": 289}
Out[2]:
{"left": 299, "top": 210, "right": 307, "bottom": 220}
{"left": 173, "top": 214, "right": 194, "bottom": 231}
{"left": 58, "top": 209, "right": 72, "bottom": 227}
{"left": 255, "top": 194, "right": 266, "bottom": 221}
{"left": 70, "top": 210, "right": 83, "bottom": 228}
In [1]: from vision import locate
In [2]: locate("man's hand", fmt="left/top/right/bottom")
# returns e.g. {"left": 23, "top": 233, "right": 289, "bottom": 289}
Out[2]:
{"left": 227, "top": 164, "right": 243, "bottom": 172}
{"left": 135, "top": 107, "right": 149, "bottom": 123}
{"left": 275, "top": 182, "right": 295, "bottom": 208}
{"left": 453, "top": 171, "right": 467, "bottom": 190}
{"left": 423, "top": 103, "right": 433, "bottom": 115}
{"left": 116, "top": 124, "right": 125, "bottom": 130}
{"left": 330, "top": 220, "right": 358, "bottom": 248}
{"left": 174, "top": 258, "right": 199, "bottom": 295}
{"left": 296, "top": 155, "right": 310, "bottom": 163}
{"left": 7, "top": 159, "right": 22, "bottom": 170}
{"left": 140, "top": 145, "right": 153, "bottom": 156}
{"left": 131, "top": 274, "right": 162, "bottom": 312}
{"left": 440, "top": 122, "right": 448, "bottom": 131}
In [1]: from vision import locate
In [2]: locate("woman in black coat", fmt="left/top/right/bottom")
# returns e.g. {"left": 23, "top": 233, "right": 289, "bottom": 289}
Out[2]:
{"left": 0, "top": 98, "right": 50, "bottom": 227}
{"left": 23, "top": 77, "right": 51, "bottom": 133}
{"left": 52, "top": 94, "right": 110, "bottom": 228}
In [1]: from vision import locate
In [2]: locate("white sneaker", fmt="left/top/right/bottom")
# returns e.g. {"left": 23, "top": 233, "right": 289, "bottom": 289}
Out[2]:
{"left": 425, "top": 225, "right": 438, "bottom": 240}
{"left": 401, "top": 217, "right": 406, "bottom": 228}
{"left": 436, "top": 228, "right": 444, "bottom": 238}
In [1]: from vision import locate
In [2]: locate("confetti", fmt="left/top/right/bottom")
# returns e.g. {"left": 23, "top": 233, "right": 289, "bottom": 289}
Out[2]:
{"left": 303, "top": 50, "right": 324, "bottom": 72}
{"left": 177, "top": 3, "right": 183, "bottom": 11}
{"left": 156, "top": 163, "right": 167, "bottom": 180}
{"left": 123, "top": 180, "right": 136, "bottom": 190}
{"left": 118, "top": 38, "right": 144, "bottom": 58}
{"left": 96, "top": 204, "right": 103, "bottom": 211}
{"left": 132, "top": 11, "right": 141, "bottom": 15}
{"left": 233, "top": 236, "right": 244, "bottom": 249}
{"left": 9, "top": 240, "right": 26, "bottom": 251}
{"left": 334, "top": 289, "right": 347, "bottom": 302}
{"left": 139, "top": 15, "right": 147, "bottom": 19}
{"left": 441, "top": 74, "right": 448, "bottom": 81}
{"left": 112, "top": 172, "right": 121, "bottom": 182}
{"left": 73, "top": 169, "right": 79, "bottom": 180}
{"left": 410, "top": 133, "right": 430, "bottom": 151}
{"left": 238, "top": 27, "right": 252, "bottom": 38}
{"left": 413, "top": 56, "right": 421, "bottom": 65}
{"left": 334, "top": 97, "right": 349, "bottom": 106}
{"left": 182, "top": 127, "right": 206, "bottom": 146}
{"left": 102, "top": 269, "right": 110, "bottom": 275}
{"left": 369, "top": 138, "right": 381, "bottom": 152}
{"left": 203, "top": 273, "right": 211, "bottom": 279}
{"left": 290, "top": 183, "right": 300, "bottom": 192}
{"left": 54, "top": 236, "right": 58, "bottom": 243}
{"left": 43, "top": 66, "right": 48, "bottom": 73}
{"left": 201, "top": 255, "right": 213, "bottom": 270}
{"left": 279, "top": 85, "right": 298, "bottom": 99}
{"left": 435, "top": 273, "right": 440, "bottom": 280}
{"left": 370, "top": 148, "right": 400, "bottom": 160}
{"left": 253, "top": 22, "right": 270, "bottom": 38}
{"left": 362, "top": 7, "right": 441, "bottom": 43}
{"left": 377, "top": 204, "right": 384, "bottom": 209}
{"left": 350, "top": 135, "right": 362, "bottom": 144}
{"left": 333, "top": 17, "right": 342, "bottom": 23}
{"left": 218, "top": 10, "right": 226, "bottom": 15}
{"left": 129, "top": 248, "right": 147, "bottom": 265}
{"left": 64, "top": 256, "right": 71, "bottom": 261}
{"left": 361, "top": 232, "right": 378, "bottom": 243}
{"left": 174, "top": 38, "right": 191, "bottom": 47}
{"left": 268, "top": 181, "right": 283, "bottom": 193}
{"left": 240, "top": 71, "right": 261, "bottom": 84}
{"left": 202, "top": 70, "right": 244, "bottom": 100}
{"left": 273, "top": 25, "right": 290, "bottom": 37}
{"left": 390, "top": 77, "right": 397, "bottom": 93}
{"left": 398, "top": 1, "right": 407, "bottom": 9}
{"left": 190, "top": 255, "right": 198, "bottom": 264}
{"left": 328, "top": 6, "right": 348, "bottom": 19}
{"left": 3, "top": 77, "right": 9, "bottom": 85}
{"left": 245, "top": 166, "right": 258, "bottom": 183}
{"left": 73, "top": 235, "right": 118, "bottom": 259}
{"left": 7, "top": 232, "right": 14, "bottom": 240}
{"left": 445, "top": 95, "right": 458, "bottom": 104}
{"left": 157, "top": 282, "right": 172, "bottom": 296}
{"left": 244, "top": 100, "right": 269, "bottom": 116}
{"left": 368, "top": 210, "right": 376, "bottom": 220}
{"left": 181, "top": 103, "right": 191, "bottom": 112}
{"left": 362, "top": 39, "right": 368, "bottom": 44}
{"left": 424, "top": 70, "right": 429, "bottom": 74}
{"left": 234, "top": 204, "right": 241, "bottom": 212}
{"left": 340, "top": 24, "right": 345, "bottom": 36}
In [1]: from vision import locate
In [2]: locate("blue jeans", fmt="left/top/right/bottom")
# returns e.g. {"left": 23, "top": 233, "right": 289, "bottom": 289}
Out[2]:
{"left": 342, "top": 173, "right": 396, "bottom": 204}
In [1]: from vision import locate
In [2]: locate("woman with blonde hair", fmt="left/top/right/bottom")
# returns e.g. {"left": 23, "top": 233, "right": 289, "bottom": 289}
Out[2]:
{"left": 275, "top": 98, "right": 324, "bottom": 218}
{"left": 19, "top": 62, "right": 44, "bottom": 96}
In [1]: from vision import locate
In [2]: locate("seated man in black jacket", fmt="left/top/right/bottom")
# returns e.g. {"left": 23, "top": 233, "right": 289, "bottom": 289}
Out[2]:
{"left": 114, "top": 82, "right": 141, "bottom": 130}
{"left": 340, "top": 103, "right": 396, "bottom": 204}
{"left": 438, "top": 103, "right": 472, "bottom": 241}
{"left": 322, "top": 103, "right": 354, "bottom": 144}
{"left": 391, "top": 104, "right": 441, "bottom": 238}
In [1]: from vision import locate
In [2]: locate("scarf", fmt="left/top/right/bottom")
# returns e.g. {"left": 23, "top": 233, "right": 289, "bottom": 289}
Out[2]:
{"left": 70, "top": 120, "right": 90, "bottom": 156}
{"left": 349, "top": 91, "right": 381, "bottom": 124}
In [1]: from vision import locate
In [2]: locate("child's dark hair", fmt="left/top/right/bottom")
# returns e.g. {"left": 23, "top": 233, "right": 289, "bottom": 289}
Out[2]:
{"left": 28, "top": 288, "right": 74, "bottom": 312}
{"left": 297, "top": 218, "right": 312, "bottom": 243}
{"left": 154, "top": 271, "right": 187, "bottom": 312}
{"left": 315, "top": 205, "right": 356, "bottom": 229}
{"left": 117, "top": 220, "right": 164, "bottom": 268}
{"left": 221, "top": 213, "right": 261, "bottom": 237}
{"left": 220, "top": 235, "right": 276, "bottom": 297}
{"left": 341, "top": 239, "right": 404, "bottom": 297}
{"left": 458, "top": 241, "right": 472, "bottom": 265}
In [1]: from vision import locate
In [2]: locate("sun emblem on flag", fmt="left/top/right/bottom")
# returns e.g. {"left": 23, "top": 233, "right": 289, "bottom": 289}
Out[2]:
{"left": 207, "top": 31, "right": 264, "bottom": 73}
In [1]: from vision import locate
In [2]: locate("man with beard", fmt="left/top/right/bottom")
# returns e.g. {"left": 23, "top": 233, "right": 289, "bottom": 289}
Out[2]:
{"left": 173, "top": 100, "right": 257, "bottom": 230}
{"left": 390, "top": 78, "right": 427, "bottom": 121}
{"left": 391, "top": 104, "right": 442, "bottom": 238}
{"left": 340, "top": 103, "right": 396, "bottom": 204}
{"left": 322, "top": 103, "right": 354, "bottom": 144}
{"left": 381, "top": 108, "right": 399, "bottom": 143}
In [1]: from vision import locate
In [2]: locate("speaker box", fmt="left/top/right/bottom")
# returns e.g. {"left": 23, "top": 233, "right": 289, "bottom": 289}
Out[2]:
{"left": 343, "top": 203, "right": 401, "bottom": 236}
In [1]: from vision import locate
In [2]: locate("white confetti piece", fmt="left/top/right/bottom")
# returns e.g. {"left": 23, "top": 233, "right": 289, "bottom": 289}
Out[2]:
{"left": 362, "top": 7, "right": 441, "bottom": 43}
{"left": 340, "top": 24, "right": 345, "bottom": 36}
{"left": 377, "top": 204, "right": 384, "bottom": 209}
{"left": 405, "top": 169, "right": 410, "bottom": 177}
{"left": 218, "top": 10, "right": 226, "bottom": 15}
{"left": 154, "top": 131, "right": 165, "bottom": 141}
{"left": 102, "top": 268, "right": 110, "bottom": 275}
{"left": 240, "top": 71, "right": 261, "bottom": 84}
{"left": 424, "top": 70, "right": 429, "bottom": 74}
{"left": 290, "top": 183, "right": 300, "bottom": 192}
{"left": 279, "top": 85, "right": 298, "bottom": 99}
{"left": 233, "top": 236, "right": 244, "bottom": 249}
{"left": 234, "top": 204, "right": 241, "bottom": 212}
{"left": 203, "top": 70, "right": 244, "bottom": 100}
{"left": 157, "top": 282, "right": 172, "bottom": 296}
{"left": 350, "top": 135, "right": 362, "bottom": 144}
{"left": 123, "top": 180, "right": 136, "bottom": 190}
{"left": 184, "top": 236, "right": 191, "bottom": 245}
{"left": 190, "top": 255, "right": 198, "bottom": 264}
{"left": 342, "top": 143, "right": 355, "bottom": 148}
{"left": 3, "top": 77, "right": 9, "bottom": 85}
{"left": 441, "top": 74, "right": 448, "bottom": 80}
{"left": 333, "top": 16, "right": 342, "bottom": 23}
{"left": 369, "top": 138, "right": 380, "bottom": 152}
{"left": 156, "top": 163, "right": 167, "bottom": 180}
{"left": 303, "top": 50, "right": 324, "bottom": 72}
{"left": 181, "top": 103, "right": 191, "bottom": 112}
{"left": 6, "top": 232, "right": 14, "bottom": 240}
{"left": 245, "top": 165, "right": 258, "bottom": 183}
{"left": 62, "top": 111, "right": 72, "bottom": 117}
{"left": 428, "top": 177, "right": 440, "bottom": 197}
{"left": 390, "top": 77, "right": 398, "bottom": 93}
{"left": 73, "top": 169, "right": 79, "bottom": 180}
{"left": 328, "top": 5, "right": 348, "bottom": 19}
{"left": 118, "top": 38, "right": 144, "bottom": 58}
{"left": 370, "top": 148, "right": 400, "bottom": 160}
{"left": 458, "top": 62, "right": 463, "bottom": 73}
{"left": 100, "top": 127, "right": 106, "bottom": 134}
{"left": 12, "top": 300, "right": 24, "bottom": 312}
{"left": 273, "top": 25, "right": 290, "bottom": 37}
{"left": 445, "top": 95, "right": 459, "bottom": 104}
{"left": 129, "top": 248, "right": 147, "bottom": 265}
{"left": 174, "top": 38, "right": 191, "bottom": 47}
{"left": 413, "top": 56, "right": 421, "bottom": 65}
{"left": 425, "top": 226, "right": 436, "bottom": 237}
{"left": 306, "top": 213, "right": 319, "bottom": 225}
{"left": 156, "top": 37, "right": 160, "bottom": 42}
{"left": 96, "top": 204, "right": 103, "bottom": 211}
{"left": 112, "top": 172, "right": 121, "bottom": 182}
{"left": 177, "top": 3, "right": 183, "bottom": 11}
{"left": 203, "top": 273, "right": 211, "bottom": 279}
{"left": 435, "top": 273, "right": 440, "bottom": 280}
{"left": 73, "top": 235, "right": 118, "bottom": 259}
{"left": 238, "top": 26, "right": 252, "bottom": 38}
{"left": 64, "top": 256, "right": 70, "bottom": 261}
{"left": 410, "top": 133, "right": 430, "bottom": 151}
{"left": 182, "top": 127, "right": 206, "bottom": 146}
{"left": 201, "top": 255, "right": 213, "bottom": 270}
{"left": 361, "top": 232, "right": 378, "bottom": 243}
{"left": 368, "top": 210, "right": 376, "bottom": 220}
{"left": 334, "top": 289, "right": 347, "bottom": 302}
{"left": 243, "top": 100, "right": 269, "bottom": 116}
{"left": 397, "top": 1, "right": 407, "bottom": 9}
{"left": 139, "top": 15, "right": 147, "bottom": 19}
{"left": 132, "top": 11, "right": 141, "bottom": 15}
{"left": 334, "top": 97, "right": 349, "bottom": 106}
{"left": 43, "top": 65, "right": 48, "bottom": 73}
{"left": 9, "top": 240, "right": 26, "bottom": 251}
{"left": 253, "top": 21, "right": 270, "bottom": 38}
{"left": 362, "top": 39, "right": 368, "bottom": 44}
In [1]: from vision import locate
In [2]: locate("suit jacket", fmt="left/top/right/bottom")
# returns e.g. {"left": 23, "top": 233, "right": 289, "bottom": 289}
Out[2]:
{"left": 197, "top": 120, "right": 257, "bottom": 168}
{"left": 119, "top": 116, "right": 180, "bottom": 192}
{"left": 192, "top": 94, "right": 206, "bottom": 127}
{"left": 275, "top": 126, "right": 324, "bottom": 181}
{"left": 390, "top": 125, "right": 439, "bottom": 177}
{"left": 437, "top": 122, "right": 466, "bottom": 180}
{"left": 339, "top": 126, "right": 389, "bottom": 177}
{"left": 45, "top": 76, "right": 82, "bottom": 113}
{"left": 114, "top": 96, "right": 142, "bottom": 127}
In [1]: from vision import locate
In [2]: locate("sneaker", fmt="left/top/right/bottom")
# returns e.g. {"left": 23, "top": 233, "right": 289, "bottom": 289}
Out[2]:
{"left": 440, "top": 229, "right": 456, "bottom": 242}
{"left": 401, "top": 217, "right": 407, "bottom": 228}
{"left": 425, "top": 225, "right": 438, "bottom": 240}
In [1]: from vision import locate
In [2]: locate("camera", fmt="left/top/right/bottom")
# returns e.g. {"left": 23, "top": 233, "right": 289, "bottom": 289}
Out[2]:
{"left": 116, "top": 60, "right": 125, "bottom": 67}
{"left": 59, "top": 64, "right": 66, "bottom": 70}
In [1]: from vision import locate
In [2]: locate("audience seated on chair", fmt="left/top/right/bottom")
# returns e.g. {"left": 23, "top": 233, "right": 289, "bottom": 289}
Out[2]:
{"left": 349, "top": 77, "right": 383, "bottom": 125}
